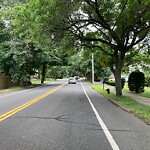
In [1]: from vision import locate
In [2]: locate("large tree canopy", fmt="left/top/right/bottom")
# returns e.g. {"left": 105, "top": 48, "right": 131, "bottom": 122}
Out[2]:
{"left": 4, "top": 0, "right": 150, "bottom": 95}
{"left": 1, "top": 0, "right": 66, "bottom": 82}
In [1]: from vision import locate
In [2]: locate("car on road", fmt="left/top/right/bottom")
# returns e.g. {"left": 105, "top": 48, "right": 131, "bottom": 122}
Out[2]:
{"left": 68, "top": 77, "right": 76, "bottom": 84}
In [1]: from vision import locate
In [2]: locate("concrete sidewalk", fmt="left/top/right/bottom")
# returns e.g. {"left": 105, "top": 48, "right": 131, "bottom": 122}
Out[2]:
{"left": 95, "top": 82, "right": 150, "bottom": 106}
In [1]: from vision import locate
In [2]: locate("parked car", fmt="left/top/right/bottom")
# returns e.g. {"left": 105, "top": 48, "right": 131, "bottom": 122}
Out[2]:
{"left": 68, "top": 77, "right": 76, "bottom": 84}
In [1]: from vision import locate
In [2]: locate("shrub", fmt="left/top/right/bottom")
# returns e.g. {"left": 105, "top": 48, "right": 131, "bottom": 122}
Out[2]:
{"left": 105, "top": 80, "right": 115, "bottom": 86}
{"left": 105, "top": 78, "right": 125, "bottom": 89}
{"left": 104, "top": 77, "right": 109, "bottom": 82}
{"left": 128, "top": 70, "right": 145, "bottom": 93}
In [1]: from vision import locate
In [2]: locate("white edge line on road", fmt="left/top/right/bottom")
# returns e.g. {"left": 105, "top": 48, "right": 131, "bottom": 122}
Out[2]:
{"left": 80, "top": 82, "right": 120, "bottom": 150}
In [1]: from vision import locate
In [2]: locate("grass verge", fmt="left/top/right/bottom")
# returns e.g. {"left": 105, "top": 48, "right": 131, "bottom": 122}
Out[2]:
{"left": 0, "top": 78, "right": 55, "bottom": 95}
{"left": 123, "top": 83, "right": 150, "bottom": 98}
{"left": 92, "top": 83, "right": 150, "bottom": 125}
{"left": 105, "top": 82, "right": 150, "bottom": 98}
{"left": 0, "top": 86, "right": 24, "bottom": 94}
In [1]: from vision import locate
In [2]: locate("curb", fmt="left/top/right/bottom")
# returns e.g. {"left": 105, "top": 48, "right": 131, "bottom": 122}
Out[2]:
{"left": 91, "top": 85, "right": 150, "bottom": 126}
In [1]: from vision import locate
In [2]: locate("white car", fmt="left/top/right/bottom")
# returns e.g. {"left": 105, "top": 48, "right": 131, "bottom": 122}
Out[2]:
{"left": 68, "top": 77, "right": 76, "bottom": 84}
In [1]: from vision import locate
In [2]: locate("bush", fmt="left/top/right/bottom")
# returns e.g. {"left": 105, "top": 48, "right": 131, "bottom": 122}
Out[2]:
{"left": 105, "top": 80, "right": 115, "bottom": 86}
{"left": 105, "top": 78, "right": 125, "bottom": 89}
{"left": 128, "top": 70, "right": 145, "bottom": 93}
{"left": 104, "top": 77, "right": 109, "bottom": 82}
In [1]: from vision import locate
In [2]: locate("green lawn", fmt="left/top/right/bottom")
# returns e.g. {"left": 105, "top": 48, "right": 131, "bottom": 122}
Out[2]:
{"left": 31, "top": 78, "right": 55, "bottom": 84}
{"left": 123, "top": 83, "right": 150, "bottom": 98}
{"left": 92, "top": 83, "right": 150, "bottom": 124}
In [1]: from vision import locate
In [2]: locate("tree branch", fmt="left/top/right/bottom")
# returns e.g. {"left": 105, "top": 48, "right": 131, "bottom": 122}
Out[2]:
{"left": 81, "top": 43, "right": 114, "bottom": 56}
{"left": 81, "top": 37, "right": 118, "bottom": 51}
{"left": 127, "top": 27, "right": 150, "bottom": 50}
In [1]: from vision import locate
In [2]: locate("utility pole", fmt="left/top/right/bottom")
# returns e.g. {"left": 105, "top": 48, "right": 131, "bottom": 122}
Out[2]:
{"left": 92, "top": 53, "right": 94, "bottom": 83}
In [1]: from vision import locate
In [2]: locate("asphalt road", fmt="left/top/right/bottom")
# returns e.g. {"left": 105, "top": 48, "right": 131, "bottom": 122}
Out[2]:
{"left": 0, "top": 79, "right": 150, "bottom": 150}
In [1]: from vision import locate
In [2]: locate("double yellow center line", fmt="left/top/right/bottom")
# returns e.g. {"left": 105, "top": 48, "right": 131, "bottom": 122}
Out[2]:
{"left": 0, "top": 83, "right": 66, "bottom": 122}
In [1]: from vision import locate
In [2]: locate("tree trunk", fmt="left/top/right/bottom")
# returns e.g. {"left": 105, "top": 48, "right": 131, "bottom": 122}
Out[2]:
{"left": 113, "top": 51, "right": 125, "bottom": 96}
{"left": 41, "top": 64, "right": 47, "bottom": 84}
{"left": 38, "top": 67, "right": 40, "bottom": 79}
{"left": 114, "top": 65, "right": 122, "bottom": 96}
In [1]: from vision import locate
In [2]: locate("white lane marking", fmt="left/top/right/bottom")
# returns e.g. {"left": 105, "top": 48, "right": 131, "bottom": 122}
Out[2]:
{"left": 80, "top": 82, "right": 120, "bottom": 150}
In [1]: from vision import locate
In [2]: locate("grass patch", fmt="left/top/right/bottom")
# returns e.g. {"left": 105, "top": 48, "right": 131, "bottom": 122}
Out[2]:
{"left": 0, "top": 86, "right": 24, "bottom": 94}
{"left": 31, "top": 78, "right": 55, "bottom": 84}
{"left": 92, "top": 84, "right": 150, "bottom": 124}
{"left": 123, "top": 83, "right": 150, "bottom": 98}
{"left": 137, "top": 88, "right": 150, "bottom": 98}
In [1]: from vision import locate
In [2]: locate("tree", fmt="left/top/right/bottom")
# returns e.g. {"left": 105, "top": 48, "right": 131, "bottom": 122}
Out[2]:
{"left": 6, "top": 0, "right": 150, "bottom": 95}
{"left": 59, "top": 0, "right": 149, "bottom": 96}
{"left": 52, "top": 0, "right": 150, "bottom": 96}
{"left": 1, "top": 0, "right": 63, "bottom": 83}
{"left": 0, "top": 20, "right": 11, "bottom": 75}
{"left": 0, "top": 38, "right": 42, "bottom": 81}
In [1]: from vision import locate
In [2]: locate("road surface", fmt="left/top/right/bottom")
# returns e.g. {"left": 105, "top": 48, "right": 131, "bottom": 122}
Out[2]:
{"left": 0, "top": 79, "right": 150, "bottom": 150}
